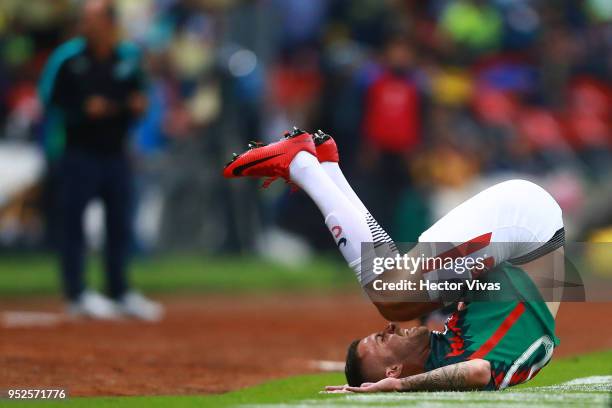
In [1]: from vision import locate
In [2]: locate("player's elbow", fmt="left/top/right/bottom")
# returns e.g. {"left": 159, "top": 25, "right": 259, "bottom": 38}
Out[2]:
{"left": 470, "top": 359, "right": 492, "bottom": 389}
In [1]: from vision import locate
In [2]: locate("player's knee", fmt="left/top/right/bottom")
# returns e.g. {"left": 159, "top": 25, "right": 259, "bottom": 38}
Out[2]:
{"left": 505, "top": 179, "right": 560, "bottom": 208}
{"left": 504, "top": 179, "right": 563, "bottom": 225}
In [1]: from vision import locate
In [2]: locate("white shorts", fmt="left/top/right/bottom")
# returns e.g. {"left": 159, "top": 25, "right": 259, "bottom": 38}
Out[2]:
{"left": 419, "top": 179, "right": 564, "bottom": 272}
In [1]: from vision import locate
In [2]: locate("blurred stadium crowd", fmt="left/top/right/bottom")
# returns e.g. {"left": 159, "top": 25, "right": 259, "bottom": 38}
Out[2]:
{"left": 0, "top": 0, "right": 610, "bottom": 258}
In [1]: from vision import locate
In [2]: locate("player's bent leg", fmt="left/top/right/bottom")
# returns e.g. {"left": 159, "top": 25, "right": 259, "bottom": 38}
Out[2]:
{"left": 289, "top": 153, "right": 437, "bottom": 319}
{"left": 223, "top": 129, "right": 437, "bottom": 320}
{"left": 289, "top": 151, "right": 398, "bottom": 284}
{"left": 314, "top": 130, "right": 369, "bottom": 215}
{"left": 418, "top": 179, "right": 565, "bottom": 307}
{"left": 419, "top": 180, "right": 563, "bottom": 265}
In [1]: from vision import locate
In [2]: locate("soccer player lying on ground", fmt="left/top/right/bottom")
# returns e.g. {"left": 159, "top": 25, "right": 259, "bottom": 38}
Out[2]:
{"left": 223, "top": 128, "right": 564, "bottom": 392}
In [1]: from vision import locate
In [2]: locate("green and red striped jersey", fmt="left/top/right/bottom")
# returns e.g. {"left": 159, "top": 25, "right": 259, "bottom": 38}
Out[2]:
{"left": 425, "top": 263, "right": 559, "bottom": 390}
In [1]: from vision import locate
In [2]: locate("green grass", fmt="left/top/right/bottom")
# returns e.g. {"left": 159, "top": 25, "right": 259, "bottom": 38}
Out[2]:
{"left": 2, "top": 255, "right": 610, "bottom": 406}
{"left": 0, "top": 253, "right": 355, "bottom": 297}
{"left": 6, "top": 350, "right": 611, "bottom": 407}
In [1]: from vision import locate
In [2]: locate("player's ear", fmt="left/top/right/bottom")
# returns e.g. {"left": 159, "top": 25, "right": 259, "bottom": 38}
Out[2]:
{"left": 385, "top": 364, "right": 403, "bottom": 378}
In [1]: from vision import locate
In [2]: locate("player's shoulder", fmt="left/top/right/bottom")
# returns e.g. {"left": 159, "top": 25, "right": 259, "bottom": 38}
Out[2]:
{"left": 39, "top": 37, "right": 87, "bottom": 104}
{"left": 48, "top": 37, "right": 87, "bottom": 66}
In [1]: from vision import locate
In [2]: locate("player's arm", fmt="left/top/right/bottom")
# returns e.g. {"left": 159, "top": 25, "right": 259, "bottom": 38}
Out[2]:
{"left": 327, "top": 359, "right": 491, "bottom": 393}
{"left": 396, "top": 359, "right": 491, "bottom": 392}
{"left": 41, "top": 60, "right": 85, "bottom": 116}
{"left": 125, "top": 67, "right": 147, "bottom": 117}
{"left": 43, "top": 60, "right": 114, "bottom": 121}
{"left": 362, "top": 244, "right": 444, "bottom": 321}
{"left": 125, "top": 47, "right": 148, "bottom": 117}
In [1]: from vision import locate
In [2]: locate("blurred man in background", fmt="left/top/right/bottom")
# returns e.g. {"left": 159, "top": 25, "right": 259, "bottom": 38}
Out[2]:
{"left": 39, "top": 0, "right": 162, "bottom": 320}
{"left": 359, "top": 32, "right": 423, "bottom": 232}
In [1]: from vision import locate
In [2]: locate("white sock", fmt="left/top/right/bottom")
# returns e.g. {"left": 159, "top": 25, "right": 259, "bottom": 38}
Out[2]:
{"left": 320, "top": 162, "right": 368, "bottom": 214}
{"left": 289, "top": 152, "right": 396, "bottom": 284}
{"left": 321, "top": 161, "right": 397, "bottom": 252}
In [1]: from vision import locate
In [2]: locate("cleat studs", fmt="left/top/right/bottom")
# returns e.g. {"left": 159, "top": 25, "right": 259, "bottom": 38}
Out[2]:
{"left": 248, "top": 141, "right": 265, "bottom": 149}
{"left": 287, "top": 126, "right": 305, "bottom": 138}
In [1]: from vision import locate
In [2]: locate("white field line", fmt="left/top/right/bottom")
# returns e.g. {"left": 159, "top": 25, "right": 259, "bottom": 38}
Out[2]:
{"left": 245, "top": 375, "right": 611, "bottom": 408}
{"left": 1, "top": 310, "right": 66, "bottom": 328}
{"left": 309, "top": 360, "right": 345, "bottom": 372}
{"left": 562, "top": 375, "right": 612, "bottom": 385}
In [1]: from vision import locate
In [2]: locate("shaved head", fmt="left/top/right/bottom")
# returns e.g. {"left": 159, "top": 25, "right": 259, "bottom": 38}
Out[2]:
{"left": 81, "top": 0, "right": 117, "bottom": 49}
{"left": 345, "top": 323, "right": 431, "bottom": 386}
{"left": 82, "top": 0, "right": 115, "bottom": 22}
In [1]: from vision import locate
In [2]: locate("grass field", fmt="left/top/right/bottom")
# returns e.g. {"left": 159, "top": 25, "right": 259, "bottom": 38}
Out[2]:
{"left": 0, "top": 253, "right": 353, "bottom": 296}
{"left": 2, "top": 255, "right": 610, "bottom": 407}
{"left": 4, "top": 350, "right": 611, "bottom": 407}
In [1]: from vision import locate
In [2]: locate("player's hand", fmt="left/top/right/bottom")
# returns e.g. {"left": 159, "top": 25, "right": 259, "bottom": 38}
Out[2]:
{"left": 324, "top": 378, "right": 401, "bottom": 393}
{"left": 345, "top": 378, "right": 401, "bottom": 393}
{"left": 323, "top": 384, "right": 350, "bottom": 393}
{"left": 127, "top": 92, "right": 147, "bottom": 115}
{"left": 85, "top": 95, "right": 115, "bottom": 118}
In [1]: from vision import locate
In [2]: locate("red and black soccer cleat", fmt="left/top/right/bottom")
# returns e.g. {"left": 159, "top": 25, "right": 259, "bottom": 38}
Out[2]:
{"left": 223, "top": 127, "right": 316, "bottom": 181}
{"left": 313, "top": 129, "right": 339, "bottom": 163}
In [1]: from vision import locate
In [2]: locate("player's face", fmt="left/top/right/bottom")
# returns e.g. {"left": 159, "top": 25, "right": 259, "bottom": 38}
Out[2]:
{"left": 358, "top": 323, "right": 430, "bottom": 382}
{"left": 82, "top": 0, "right": 116, "bottom": 41}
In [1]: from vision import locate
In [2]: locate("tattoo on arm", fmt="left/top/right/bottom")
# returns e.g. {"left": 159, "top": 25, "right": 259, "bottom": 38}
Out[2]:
{"left": 399, "top": 362, "right": 475, "bottom": 392}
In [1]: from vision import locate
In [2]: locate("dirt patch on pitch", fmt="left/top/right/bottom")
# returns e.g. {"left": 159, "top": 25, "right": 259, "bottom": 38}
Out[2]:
{"left": 1, "top": 295, "right": 609, "bottom": 396}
